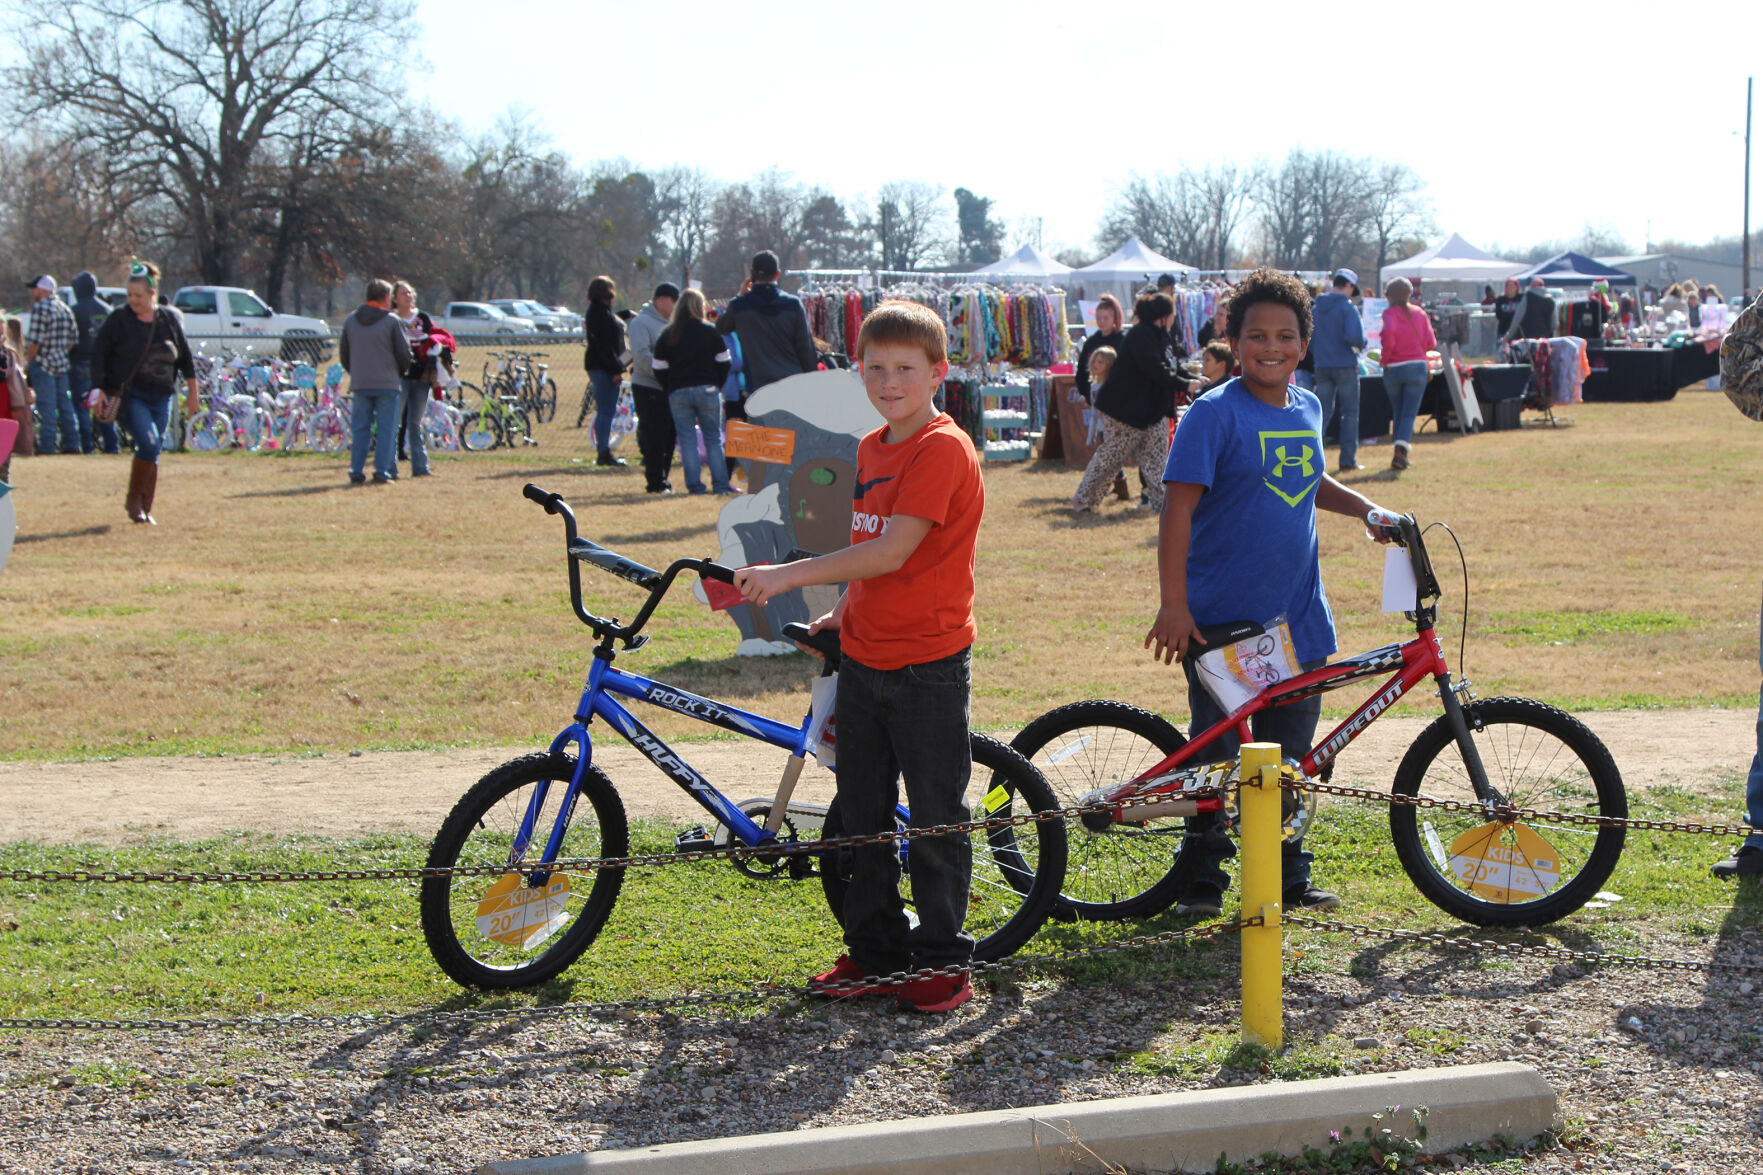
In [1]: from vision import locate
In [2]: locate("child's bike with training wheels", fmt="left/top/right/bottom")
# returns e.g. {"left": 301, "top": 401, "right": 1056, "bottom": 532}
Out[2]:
{"left": 418, "top": 484, "right": 1068, "bottom": 990}
{"left": 1010, "top": 511, "right": 1627, "bottom": 928}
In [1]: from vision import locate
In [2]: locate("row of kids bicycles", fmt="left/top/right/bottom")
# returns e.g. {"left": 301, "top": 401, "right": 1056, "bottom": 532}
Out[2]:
{"left": 417, "top": 484, "right": 1629, "bottom": 990}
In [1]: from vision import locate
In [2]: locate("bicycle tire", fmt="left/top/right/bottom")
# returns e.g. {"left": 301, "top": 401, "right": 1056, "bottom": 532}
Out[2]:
{"left": 460, "top": 410, "right": 500, "bottom": 452}
{"left": 1010, "top": 700, "right": 1201, "bottom": 921}
{"left": 536, "top": 377, "right": 558, "bottom": 424}
{"left": 1388, "top": 696, "right": 1627, "bottom": 927}
{"left": 818, "top": 733, "right": 1068, "bottom": 964}
{"left": 306, "top": 409, "right": 347, "bottom": 453}
{"left": 420, "top": 751, "right": 629, "bottom": 990}
{"left": 185, "top": 411, "right": 231, "bottom": 452}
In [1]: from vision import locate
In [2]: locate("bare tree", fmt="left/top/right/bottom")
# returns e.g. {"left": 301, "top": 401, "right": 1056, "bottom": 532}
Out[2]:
{"left": 0, "top": 137, "right": 143, "bottom": 289}
{"left": 7, "top": 0, "right": 409, "bottom": 288}
{"left": 1194, "top": 163, "right": 1257, "bottom": 270}
{"left": 1300, "top": 151, "right": 1372, "bottom": 271}
{"left": 655, "top": 166, "right": 720, "bottom": 286}
{"left": 1361, "top": 161, "right": 1433, "bottom": 282}
{"left": 871, "top": 181, "right": 949, "bottom": 271}
{"left": 1099, "top": 173, "right": 1206, "bottom": 264}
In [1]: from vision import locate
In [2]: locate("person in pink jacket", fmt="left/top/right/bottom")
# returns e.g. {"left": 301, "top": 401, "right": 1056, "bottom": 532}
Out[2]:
{"left": 1378, "top": 278, "right": 1435, "bottom": 470}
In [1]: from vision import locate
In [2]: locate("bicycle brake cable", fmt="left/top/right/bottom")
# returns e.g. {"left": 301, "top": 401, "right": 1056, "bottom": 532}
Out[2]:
{"left": 1422, "top": 521, "right": 1471, "bottom": 684}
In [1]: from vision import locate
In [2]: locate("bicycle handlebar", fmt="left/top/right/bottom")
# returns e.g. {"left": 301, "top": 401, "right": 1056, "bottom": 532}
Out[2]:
{"left": 523, "top": 482, "right": 737, "bottom": 647}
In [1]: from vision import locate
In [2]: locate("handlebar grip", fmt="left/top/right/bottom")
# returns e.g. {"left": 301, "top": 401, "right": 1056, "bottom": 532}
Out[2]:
{"left": 524, "top": 483, "right": 564, "bottom": 514}
{"left": 699, "top": 561, "right": 736, "bottom": 584}
{"left": 1365, "top": 507, "right": 1406, "bottom": 529}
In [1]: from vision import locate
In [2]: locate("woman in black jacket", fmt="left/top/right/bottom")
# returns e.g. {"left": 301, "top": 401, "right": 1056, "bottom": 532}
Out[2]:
{"left": 581, "top": 274, "right": 628, "bottom": 467}
{"left": 1069, "top": 293, "right": 1197, "bottom": 515}
{"left": 93, "top": 260, "right": 198, "bottom": 524}
{"left": 1074, "top": 294, "right": 1125, "bottom": 402}
{"left": 652, "top": 289, "right": 734, "bottom": 495}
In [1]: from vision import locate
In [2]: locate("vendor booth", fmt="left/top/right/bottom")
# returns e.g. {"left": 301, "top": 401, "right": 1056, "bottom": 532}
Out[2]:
{"left": 976, "top": 245, "right": 1074, "bottom": 282}
{"left": 1512, "top": 252, "right": 1636, "bottom": 287}
{"left": 1379, "top": 233, "right": 1527, "bottom": 294}
{"left": 1071, "top": 238, "right": 1194, "bottom": 306}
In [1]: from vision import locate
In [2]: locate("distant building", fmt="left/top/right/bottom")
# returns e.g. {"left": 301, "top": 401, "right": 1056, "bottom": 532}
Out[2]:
{"left": 1599, "top": 254, "right": 1749, "bottom": 300}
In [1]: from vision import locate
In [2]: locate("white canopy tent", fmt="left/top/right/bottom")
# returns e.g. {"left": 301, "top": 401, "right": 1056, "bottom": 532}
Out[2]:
{"left": 975, "top": 244, "right": 1074, "bottom": 280}
{"left": 1378, "top": 233, "right": 1526, "bottom": 290}
{"left": 1074, "top": 237, "right": 1194, "bottom": 285}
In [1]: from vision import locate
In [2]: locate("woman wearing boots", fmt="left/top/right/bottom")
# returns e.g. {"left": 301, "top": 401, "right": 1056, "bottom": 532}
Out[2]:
{"left": 93, "top": 261, "right": 198, "bottom": 524}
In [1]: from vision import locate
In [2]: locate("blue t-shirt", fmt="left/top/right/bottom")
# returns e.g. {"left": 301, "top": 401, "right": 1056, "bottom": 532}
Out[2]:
{"left": 1163, "top": 378, "right": 1336, "bottom": 662}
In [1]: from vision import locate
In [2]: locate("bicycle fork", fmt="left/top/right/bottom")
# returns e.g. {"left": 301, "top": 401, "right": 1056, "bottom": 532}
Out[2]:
{"left": 1435, "top": 673, "right": 1506, "bottom": 809}
{"left": 507, "top": 725, "right": 596, "bottom": 884}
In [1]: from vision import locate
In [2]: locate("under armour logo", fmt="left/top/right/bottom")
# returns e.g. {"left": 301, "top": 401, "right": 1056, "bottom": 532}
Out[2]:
{"left": 1270, "top": 444, "right": 1315, "bottom": 479}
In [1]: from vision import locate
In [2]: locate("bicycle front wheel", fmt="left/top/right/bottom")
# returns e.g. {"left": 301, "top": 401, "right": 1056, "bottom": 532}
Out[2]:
{"left": 185, "top": 411, "right": 231, "bottom": 452}
{"left": 536, "top": 378, "right": 558, "bottom": 423}
{"left": 818, "top": 733, "right": 1067, "bottom": 964}
{"left": 420, "top": 751, "right": 629, "bottom": 989}
{"left": 1011, "top": 700, "right": 1200, "bottom": 921}
{"left": 460, "top": 410, "right": 500, "bottom": 452}
{"left": 1389, "top": 697, "right": 1627, "bottom": 927}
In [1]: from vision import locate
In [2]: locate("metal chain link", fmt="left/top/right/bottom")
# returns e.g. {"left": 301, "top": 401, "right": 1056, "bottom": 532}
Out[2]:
{"left": 1288, "top": 913, "right": 1763, "bottom": 975}
{"left": 0, "top": 786, "right": 1228, "bottom": 888}
{"left": 0, "top": 918, "right": 1257, "bottom": 1034}
{"left": 1284, "top": 778, "right": 1761, "bottom": 839}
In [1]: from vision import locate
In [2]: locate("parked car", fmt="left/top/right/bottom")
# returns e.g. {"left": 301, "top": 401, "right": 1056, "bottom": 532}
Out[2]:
{"left": 431, "top": 302, "right": 537, "bottom": 337}
{"left": 170, "top": 285, "right": 332, "bottom": 363}
{"left": 547, "top": 305, "right": 584, "bottom": 332}
{"left": 57, "top": 285, "right": 129, "bottom": 310}
{"left": 489, "top": 299, "right": 574, "bottom": 333}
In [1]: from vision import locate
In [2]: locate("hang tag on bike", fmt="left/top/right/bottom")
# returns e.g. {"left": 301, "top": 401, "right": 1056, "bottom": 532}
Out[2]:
{"left": 1194, "top": 617, "right": 1299, "bottom": 713}
{"left": 807, "top": 674, "right": 838, "bottom": 768}
{"left": 473, "top": 871, "right": 572, "bottom": 949}
{"left": 1382, "top": 547, "right": 1419, "bottom": 612}
{"left": 1448, "top": 822, "right": 1562, "bottom": 903}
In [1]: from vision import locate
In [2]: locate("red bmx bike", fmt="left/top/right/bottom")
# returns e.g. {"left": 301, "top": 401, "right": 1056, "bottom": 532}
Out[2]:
{"left": 1012, "top": 512, "right": 1627, "bottom": 928}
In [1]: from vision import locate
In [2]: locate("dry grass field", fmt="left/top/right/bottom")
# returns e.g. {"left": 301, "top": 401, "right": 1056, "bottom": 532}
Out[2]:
{"left": 2, "top": 385, "right": 1760, "bottom": 760}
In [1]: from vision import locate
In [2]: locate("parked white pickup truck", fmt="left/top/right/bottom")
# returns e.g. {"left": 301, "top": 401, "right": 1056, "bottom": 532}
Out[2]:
{"left": 431, "top": 302, "right": 537, "bottom": 336}
{"left": 170, "top": 286, "right": 332, "bottom": 363}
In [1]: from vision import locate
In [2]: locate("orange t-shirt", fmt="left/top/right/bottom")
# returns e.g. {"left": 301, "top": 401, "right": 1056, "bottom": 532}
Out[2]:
{"left": 839, "top": 413, "right": 985, "bottom": 671}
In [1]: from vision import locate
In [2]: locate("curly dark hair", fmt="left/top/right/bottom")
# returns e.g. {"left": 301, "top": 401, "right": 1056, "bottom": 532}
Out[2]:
{"left": 1224, "top": 268, "right": 1314, "bottom": 344}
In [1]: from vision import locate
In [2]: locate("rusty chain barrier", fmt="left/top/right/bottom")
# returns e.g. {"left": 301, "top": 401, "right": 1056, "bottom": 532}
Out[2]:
{"left": 3, "top": 774, "right": 1760, "bottom": 1035}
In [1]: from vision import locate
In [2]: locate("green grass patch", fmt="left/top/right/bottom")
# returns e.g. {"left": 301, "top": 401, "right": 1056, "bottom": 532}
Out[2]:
{"left": 4, "top": 771, "right": 1761, "bottom": 1025}
{"left": 1482, "top": 609, "right": 1690, "bottom": 645}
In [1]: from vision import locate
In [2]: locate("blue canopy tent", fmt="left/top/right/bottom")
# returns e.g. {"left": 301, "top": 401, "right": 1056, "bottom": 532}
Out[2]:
{"left": 1512, "top": 251, "right": 1636, "bottom": 286}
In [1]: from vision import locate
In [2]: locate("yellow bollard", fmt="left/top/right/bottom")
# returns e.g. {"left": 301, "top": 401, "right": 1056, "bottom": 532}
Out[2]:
{"left": 1238, "top": 741, "right": 1283, "bottom": 1049}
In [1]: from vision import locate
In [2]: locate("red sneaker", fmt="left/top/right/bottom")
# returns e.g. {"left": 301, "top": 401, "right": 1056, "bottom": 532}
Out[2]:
{"left": 895, "top": 971, "right": 972, "bottom": 1014}
{"left": 807, "top": 955, "right": 901, "bottom": 999}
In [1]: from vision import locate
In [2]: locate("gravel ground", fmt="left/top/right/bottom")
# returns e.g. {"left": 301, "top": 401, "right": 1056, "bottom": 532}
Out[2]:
{"left": 4, "top": 919, "right": 1762, "bottom": 1175}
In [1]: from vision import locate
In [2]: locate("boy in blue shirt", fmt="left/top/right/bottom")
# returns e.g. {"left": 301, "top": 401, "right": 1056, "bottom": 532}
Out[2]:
{"left": 1145, "top": 269, "right": 1398, "bottom": 917}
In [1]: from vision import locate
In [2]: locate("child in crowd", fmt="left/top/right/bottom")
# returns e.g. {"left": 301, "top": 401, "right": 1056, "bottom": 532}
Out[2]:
{"left": 1087, "top": 345, "right": 1116, "bottom": 395}
{"left": 733, "top": 301, "right": 985, "bottom": 1014}
{"left": 1146, "top": 269, "right": 1399, "bottom": 919}
{"left": 1197, "top": 339, "right": 1234, "bottom": 391}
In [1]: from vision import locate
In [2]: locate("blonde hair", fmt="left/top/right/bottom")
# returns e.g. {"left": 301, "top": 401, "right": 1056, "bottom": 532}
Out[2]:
{"left": 663, "top": 288, "right": 708, "bottom": 343}
{"left": 1087, "top": 345, "right": 1117, "bottom": 378}
{"left": 856, "top": 300, "right": 947, "bottom": 365}
{"left": 3, "top": 314, "right": 21, "bottom": 353}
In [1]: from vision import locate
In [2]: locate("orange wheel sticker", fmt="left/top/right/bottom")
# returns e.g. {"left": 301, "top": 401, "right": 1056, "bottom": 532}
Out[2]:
{"left": 1448, "top": 822, "right": 1562, "bottom": 903}
{"left": 474, "top": 871, "right": 572, "bottom": 948}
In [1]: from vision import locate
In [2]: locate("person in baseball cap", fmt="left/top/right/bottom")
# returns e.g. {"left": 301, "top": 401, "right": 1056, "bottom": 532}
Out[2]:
{"left": 1332, "top": 268, "right": 1358, "bottom": 295}
{"left": 27, "top": 275, "right": 57, "bottom": 294}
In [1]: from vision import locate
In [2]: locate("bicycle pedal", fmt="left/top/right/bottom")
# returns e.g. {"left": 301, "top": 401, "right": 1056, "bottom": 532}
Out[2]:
{"left": 787, "top": 853, "right": 817, "bottom": 881}
{"left": 674, "top": 826, "right": 716, "bottom": 854}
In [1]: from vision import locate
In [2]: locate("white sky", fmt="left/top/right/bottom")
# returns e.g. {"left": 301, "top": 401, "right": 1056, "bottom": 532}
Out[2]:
{"left": 410, "top": 0, "right": 1757, "bottom": 261}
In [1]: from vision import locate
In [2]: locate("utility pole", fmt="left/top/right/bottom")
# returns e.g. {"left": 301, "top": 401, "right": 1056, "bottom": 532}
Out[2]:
{"left": 1744, "top": 76, "right": 1753, "bottom": 301}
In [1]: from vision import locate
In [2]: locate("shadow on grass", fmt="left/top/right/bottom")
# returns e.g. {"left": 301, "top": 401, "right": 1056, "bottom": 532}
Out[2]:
{"left": 15, "top": 524, "right": 113, "bottom": 543}
{"left": 227, "top": 482, "right": 355, "bottom": 499}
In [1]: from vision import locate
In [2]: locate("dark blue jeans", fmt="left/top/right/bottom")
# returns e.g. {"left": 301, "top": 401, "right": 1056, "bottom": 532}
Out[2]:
{"left": 588, "top": 369, "right": 621, "bottom": 453}
{"left": 1180, "top": 655, "right": 1327, "bottom": 899}
{"left": 123, "top": 389, "right": 174, "bottom": 463}
{"left": 834, "top": 648, "right": 975, "bottom": 974}
{"left": 29, "top": 362, "right": 77, "bottom": 455}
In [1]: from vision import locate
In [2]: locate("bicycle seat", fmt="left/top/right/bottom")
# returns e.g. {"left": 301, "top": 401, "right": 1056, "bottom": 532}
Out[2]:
{"left": 781, "top": 622, "right": 841, "bottom": 668}
{"left": 1183, "top": 620, "right": 1266, "bottom": 662}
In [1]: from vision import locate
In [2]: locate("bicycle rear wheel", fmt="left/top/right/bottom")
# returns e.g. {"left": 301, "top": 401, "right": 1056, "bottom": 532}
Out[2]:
{"left": 1389, "top": 697, "right": 1627, "bottom": 927}
{"left": 818, "top": 733, "right": 1067, "bottom": 964}
{"left": 305, "top": 409, "right": 347, "bottom": 453}
{"left": 420, "top": 751, "right": 629, "bottom": 989}
{"left": 460, "top": 410, "right": 500, "bottom": 452}
{"left": 536, "top": 378, "right": 558, "bottom": 424}
{"left": 1010, "top": 700, "right": 1200, "bottom": 921}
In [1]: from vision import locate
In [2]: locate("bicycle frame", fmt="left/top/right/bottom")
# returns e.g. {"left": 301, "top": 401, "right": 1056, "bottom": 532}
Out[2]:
{"left": 1099, "top": 522, "right": 1497, "bottom": 823}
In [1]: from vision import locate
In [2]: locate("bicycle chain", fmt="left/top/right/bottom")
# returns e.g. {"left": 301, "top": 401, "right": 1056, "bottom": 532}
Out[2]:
{"left": 0, "top": 787, "right": 1229, "bottom": 888}
{"left": 1285, "top": 778, "right": 1762, "bottom": 838}
{"left": 1288, "top": 913, "right": 1763, "bottom": 975}
{"left": 0, "top": 918, "right": 1257, "bottom": 1035}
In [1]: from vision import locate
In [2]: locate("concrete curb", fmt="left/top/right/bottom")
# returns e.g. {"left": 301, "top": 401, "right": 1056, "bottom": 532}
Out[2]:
{"left": 474, "top": 1061, "right": 1553, "bottom": 1175}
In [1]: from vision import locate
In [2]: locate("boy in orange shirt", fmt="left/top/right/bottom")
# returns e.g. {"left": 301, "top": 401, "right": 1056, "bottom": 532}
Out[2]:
{"left": 733, "top": 301, "right": 984, "bottom": 1013}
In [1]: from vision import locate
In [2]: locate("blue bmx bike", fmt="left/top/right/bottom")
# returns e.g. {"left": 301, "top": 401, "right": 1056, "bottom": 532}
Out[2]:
{"left": 418, "top": 484, "right": 1068, "bottom": 990}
